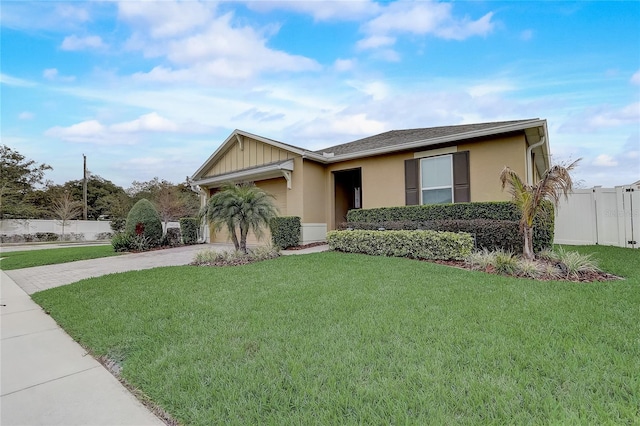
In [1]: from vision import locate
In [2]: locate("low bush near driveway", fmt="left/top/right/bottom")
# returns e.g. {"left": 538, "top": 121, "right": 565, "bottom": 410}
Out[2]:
{"left": 192, "top": 246, "right": 280, "bottom": 266}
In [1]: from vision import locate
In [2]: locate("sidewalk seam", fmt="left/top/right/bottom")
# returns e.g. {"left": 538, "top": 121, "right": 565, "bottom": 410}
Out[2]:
{"left": 1, "top": 326, "right": 60, "bottom": 340}
{"left": 0, "top": 365, "right": 101, "bottom": 397}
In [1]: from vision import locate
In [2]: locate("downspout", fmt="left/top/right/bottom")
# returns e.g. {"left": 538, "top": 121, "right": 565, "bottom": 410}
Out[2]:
{"left": 526, "top": 136, "right": 545, "bottom": 185}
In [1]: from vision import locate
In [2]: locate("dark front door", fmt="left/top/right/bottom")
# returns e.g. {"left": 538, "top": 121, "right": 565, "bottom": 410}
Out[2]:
{"left": 333, "top": 168, "right": 362, "bottom": 227}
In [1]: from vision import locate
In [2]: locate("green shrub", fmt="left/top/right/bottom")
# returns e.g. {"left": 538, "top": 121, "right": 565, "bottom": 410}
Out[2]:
{"left": 270, "top": 216, "right": 301, "bottom": 249}
{"left": 553, "top": 246, "right": 601, "bottom": 279}
{"left": 35, "top": 232, "right": 59, "bottom": 242}
{"left": 179, "top": 217, "right": 199, "bottom": 245}
{"left": 192, "top": 246, "right": 280, "bottom": 266}
{"left": 161, "top": 228, "right": 182, "bottom": 247}
{"left": 346, "top": 201, "right": 554, "bottom": 253}
{"left": 327, "top": 229, "right": 473, "bottom": 260}
{"left": 132, "top": 235, "right": 152, "bottom": 252}
{"left": 125, "top": 199, "right": 163, "bottom": 248}
{"left": 342, "top": 219, "right": 522, "bottom": 252}
{"left": 111, "top": 232, "right": 133, "bottom": 252}
{"left": 493, "top": 249, "right": 519, "bottom": 275}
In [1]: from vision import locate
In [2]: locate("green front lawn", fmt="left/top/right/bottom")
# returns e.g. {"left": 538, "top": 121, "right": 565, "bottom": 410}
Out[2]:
{"left": 32, "top": 246, "right": 639, "bottom": 424}
{"left": 0, "top": 245, "right": 121, "bottom": 270}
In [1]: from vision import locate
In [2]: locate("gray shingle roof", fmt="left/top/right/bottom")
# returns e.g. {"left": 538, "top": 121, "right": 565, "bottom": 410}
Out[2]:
{"left": 315, "top": 119, "right": 539, "bottom": 156}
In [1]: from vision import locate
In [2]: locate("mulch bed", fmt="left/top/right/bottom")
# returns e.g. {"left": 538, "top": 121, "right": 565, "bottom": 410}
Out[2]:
{"left": 429, "top": 259, "right": 623, "bottom": 283}
{"left": 284, "top": 242, "right": 328, "bottom": 251}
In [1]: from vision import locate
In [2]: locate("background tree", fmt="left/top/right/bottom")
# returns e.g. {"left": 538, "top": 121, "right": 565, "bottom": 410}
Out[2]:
{"left": 51, "top": 191, "right": 83, "bottom": 240}
{"left": 129, "top": 177, "right": 199, "bottom": 231}
{"left": 61, "top": 174, "right": 129, "bottom": 220}
{"left": 1, "top": 145, "right": 52, "bottom": 219}
{"left": 203, "top": 182, "right": 278, "bottom": 253}
{"left": 500, "top": 159, "right": 580, "bottom": 260}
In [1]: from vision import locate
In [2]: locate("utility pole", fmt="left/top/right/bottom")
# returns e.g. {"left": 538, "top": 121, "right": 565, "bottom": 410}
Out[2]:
{"left": 83, "top": 154, "right": 88, "bottom": 220}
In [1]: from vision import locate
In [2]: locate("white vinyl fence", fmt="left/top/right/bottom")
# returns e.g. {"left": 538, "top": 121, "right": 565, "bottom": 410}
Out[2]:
{"left": 0, "top": 220, "right": 180, "bottom": 242}
{"left": 554, "top": 184, "right": 639, "bottom": 249}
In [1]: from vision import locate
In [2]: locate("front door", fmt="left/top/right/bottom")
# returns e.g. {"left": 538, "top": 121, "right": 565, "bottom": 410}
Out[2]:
{"left": 333, "top": 168, "right": 362, "bottom": 227}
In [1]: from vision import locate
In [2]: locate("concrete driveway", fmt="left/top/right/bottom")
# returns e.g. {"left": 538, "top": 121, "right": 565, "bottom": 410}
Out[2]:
{"left": 4, "top": 243, "right": 230, "bottom": 295}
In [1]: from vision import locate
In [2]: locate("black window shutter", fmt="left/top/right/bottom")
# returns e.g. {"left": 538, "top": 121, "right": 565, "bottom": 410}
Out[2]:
{"left": 404, "top": 158, "right": 420, "bottom": 205}
{"left": 452, "top": 151, "right": 470, "bottom": 203}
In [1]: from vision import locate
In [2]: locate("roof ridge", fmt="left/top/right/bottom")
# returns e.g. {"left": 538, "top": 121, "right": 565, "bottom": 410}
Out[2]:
{"left": 315, "top": 118, "right": 541, "bottom": 154}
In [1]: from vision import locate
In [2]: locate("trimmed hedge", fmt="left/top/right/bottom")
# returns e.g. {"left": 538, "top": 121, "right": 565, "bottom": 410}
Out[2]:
{"left": 180, "top": 217, "right": 199, "bottom": 245}
{"left": 125, "top": 199, "right": 163, "bottom": 247}
{"left": 327, "top": 229, "right": 473, "bottom": 260}
{"left": 346, "top": 201, "right": 554, "bottom": 252}
{"left": 341, "top": 219, "right": 522, "bottom": 252}
{"left": 270, "top": 216, "right": 301, "bottom": 249}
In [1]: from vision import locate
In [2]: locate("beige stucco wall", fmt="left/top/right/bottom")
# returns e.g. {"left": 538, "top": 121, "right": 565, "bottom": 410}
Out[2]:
{"left": 324, "top": 152, "right": 413, "bottom": 230}
{"left": 209, "top": 177, "right": 287, "bottom": 244}
{"left": 285, "top": 157, "right": 304, "bottom": 219}
{"left": 301, "top": 160, "right": 327, "bottom": 223}
{"left": 204, "top": 137, "right": 296, "bottom": 178}
{"left": 458, "top": 134, "right": 527, "bottom": 202}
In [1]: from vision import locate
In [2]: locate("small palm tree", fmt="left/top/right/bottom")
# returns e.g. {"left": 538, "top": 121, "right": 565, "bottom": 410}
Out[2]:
{"left": 500, "top": 159, "right": 579, "bottom": 260}
{"left": 202, "top": 182, "right": 278, "bottom": 253}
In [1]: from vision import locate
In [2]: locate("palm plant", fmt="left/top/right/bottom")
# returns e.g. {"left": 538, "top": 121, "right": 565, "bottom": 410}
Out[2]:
{"left": 500, "top": 159, "right": 579, "bottom": 260}
{"left": 202, "top": 182, "right": 278, "bottom": 253}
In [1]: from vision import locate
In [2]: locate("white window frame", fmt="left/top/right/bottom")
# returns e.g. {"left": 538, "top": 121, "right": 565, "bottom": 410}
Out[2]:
{"left": 420, "top": 154, "right": 454, "bottom": 205}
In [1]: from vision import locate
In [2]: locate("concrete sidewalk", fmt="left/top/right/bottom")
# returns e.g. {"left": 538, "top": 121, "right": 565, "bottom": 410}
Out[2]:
{"left": 1, "top": 243, "right": 329, "bottom": 425}
{"left": 1, "top": 271, "right": 164, "bottom": 425}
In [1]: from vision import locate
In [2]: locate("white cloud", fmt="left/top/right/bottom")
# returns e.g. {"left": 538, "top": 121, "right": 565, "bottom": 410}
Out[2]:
{"left": 592, "top": 154, "right": 618, "bottom": 167}
{"left": 118, "top": 1, "right": 214, "bottom": 38}
{"left": 123, "top": 8, "right": 320, "bottom": 82}
{"left": 55, "top": 4, "right": 90, "bottom": 23}
{"left": 44, "top": 113, "right": 196, "bottom": 145}
{"left": 631, "top": 70, "right": 640, "bottom": 85}
{"left": 359, "top": 1, "right": 495, "bottom": 50}
{"left": 246, "top": 1, "right": 380, "bottom": 21}
{"left": 348, "top": 80, "right": 390, "bottom": 100}
{"left": 468, "top": 82, "right": 515, "bottom": 97}
{"left": 61, "top": 35, "right": 106, "bottom": 51}
{"left": 18, "top": 111, "right": 34, "bottom": 120}
{"left": 0, "top": 2, "right": 91, "bottom": 31}
{"left": 333, "top": 59, "right": 356, "bottom": 72}
{"left": 356, "top": 35, "right": 396, "bottom": 50}
{"left": 43, "top": 68, "right": 76, "bottom": 82}
{"left": 434, "top": 12, "right": 494, "bottom": 41}
{"left": 287, "top": 113, "right": 388, "bottom": 148}
{"left": 110, "top": 112, "right": 179, "bottom": 133}
{"left": 567, "top": 134, "right": 640, "bottom": 187}
{"left": 0, "top": 73, "right": 36, "bottom": 87}
{"left": 560, "top": 102, "right": 640, "bottom": 132}
{"left": 45, "top": 120, "right": 110, "bottom": 144}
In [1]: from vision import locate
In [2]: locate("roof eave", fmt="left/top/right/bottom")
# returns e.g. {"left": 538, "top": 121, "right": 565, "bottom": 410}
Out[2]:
{"left": 323, "top": 119, "right": 547, "bottom": 163}
{"left": 192, "top": 159, "right": 295, "bottom": 187}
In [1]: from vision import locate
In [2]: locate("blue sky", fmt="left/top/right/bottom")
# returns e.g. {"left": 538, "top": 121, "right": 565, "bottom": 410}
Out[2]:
{"left": 2, "top": 1, "right": 639, "bottom": 189}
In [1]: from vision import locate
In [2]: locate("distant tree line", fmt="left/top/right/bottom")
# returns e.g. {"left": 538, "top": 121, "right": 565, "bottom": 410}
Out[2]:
{"left": 1, "top": 145, "right": 199, "bottom": 229}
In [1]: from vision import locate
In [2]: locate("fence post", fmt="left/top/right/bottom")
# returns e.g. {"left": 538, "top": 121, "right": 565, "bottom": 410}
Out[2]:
{"left": 615, "top": 186, "right": 627, "bottom": 247}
